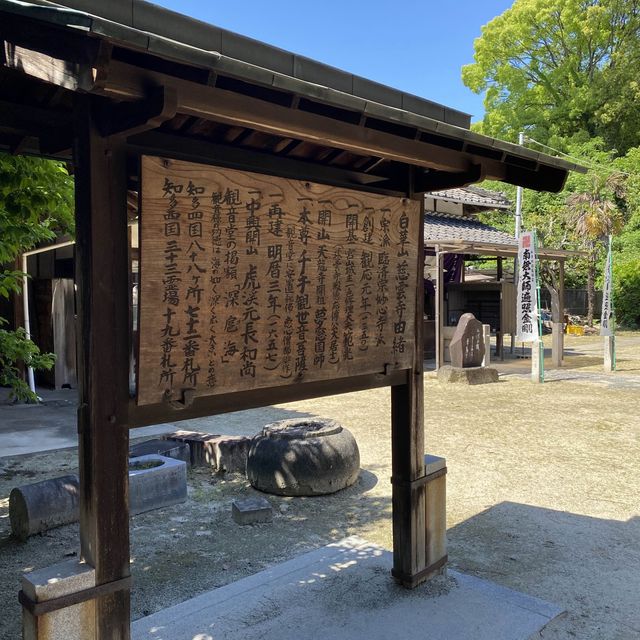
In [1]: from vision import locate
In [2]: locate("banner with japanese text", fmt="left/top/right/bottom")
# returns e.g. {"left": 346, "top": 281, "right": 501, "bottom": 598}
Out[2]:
{"left": 516, "top": 231, "right": 539, "bottom": 342}
{"left": 600, "top": 237, "right": 614, "bottom": 337}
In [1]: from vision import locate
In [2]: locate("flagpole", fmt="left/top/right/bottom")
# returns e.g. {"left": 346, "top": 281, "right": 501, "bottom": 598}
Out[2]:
{"left": 611, "top": 235, "right": 616, "bottom": 370}
{"left": 603, "top": 234, "right": 616, "bottom": 372}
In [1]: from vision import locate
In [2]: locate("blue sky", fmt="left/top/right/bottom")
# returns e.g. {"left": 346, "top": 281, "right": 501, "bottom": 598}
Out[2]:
{"left": 153, "top": 0, "right": 513, "bottom": 122}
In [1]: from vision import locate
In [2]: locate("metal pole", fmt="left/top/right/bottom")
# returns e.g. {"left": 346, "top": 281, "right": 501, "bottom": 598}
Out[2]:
{"left": 21, "top": 254, "right": 36, "bottom": 395}
{"left": 514, "top": 131, "right": 525, "bottom": 240}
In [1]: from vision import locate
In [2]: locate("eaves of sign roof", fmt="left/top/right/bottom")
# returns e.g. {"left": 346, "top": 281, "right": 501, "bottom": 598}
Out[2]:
{"left": 0, "top": 0, "right": 586, "bottom": 194}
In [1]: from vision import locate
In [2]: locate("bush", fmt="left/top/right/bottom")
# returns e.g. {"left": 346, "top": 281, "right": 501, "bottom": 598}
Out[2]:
{"left": 613, "top": 259, "right": 640, "bottom": 328}
{"left": 0, "top": 324, "right": 55, "bottom": 402}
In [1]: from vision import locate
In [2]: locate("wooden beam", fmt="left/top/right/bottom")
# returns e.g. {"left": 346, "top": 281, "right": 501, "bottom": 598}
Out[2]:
{"left": 94, "top": 86, "right": 178, "bottom": 138}
{"left": 127, "top": 130, "right": 408, "bottom": 196}
{"left": 0, "top": 98, "right": 72, "bottom": 134}
{"left": 414, "top": 163, "right": 485, "bottom": 193}
{"left": 390, "top": 194, "right": 427, "bottom": 588}
{"left": 98, "top": 60, "right": 478, "bottom": 175}
{"left": 73, "top": 94, "right": 131, "bottom": 639}
{"left": 3, "top": 43, "right": 92, "bottom": 91}
{"left": 129, "top": 369, "right": 407, "bottom": 429}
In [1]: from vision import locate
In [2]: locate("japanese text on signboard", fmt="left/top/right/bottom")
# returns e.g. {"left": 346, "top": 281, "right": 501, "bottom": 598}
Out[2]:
{"left": 137, "top": 156, "right": 419, "bottom": 406}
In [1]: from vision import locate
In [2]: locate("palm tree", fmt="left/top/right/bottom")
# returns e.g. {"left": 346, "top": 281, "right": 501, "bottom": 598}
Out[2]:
{"left": 566, "top": 172, "right": 624, "bottom": 326}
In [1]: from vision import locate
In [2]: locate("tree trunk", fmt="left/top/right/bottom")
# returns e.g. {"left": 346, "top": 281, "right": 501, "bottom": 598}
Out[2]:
{"left": 545, "top": 283, "right": 560, "bottom": 322}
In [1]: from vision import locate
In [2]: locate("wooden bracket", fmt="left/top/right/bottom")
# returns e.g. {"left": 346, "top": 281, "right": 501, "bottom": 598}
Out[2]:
{"left": 18, "top": 576, "right": 132, "bottom": 618}
{"left": 163, "top": 388, "right": 196, "bottom": 410}
{"left": 390, "top": 466, "right": 447, "bottom": 490}
{"left": 94, "top": 85, "right": 178, "bottom": 138}
{"left": 414, "top": 163, "right": 484, "bottom": 193}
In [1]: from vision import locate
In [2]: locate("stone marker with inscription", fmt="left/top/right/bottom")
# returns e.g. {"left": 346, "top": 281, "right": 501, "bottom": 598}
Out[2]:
{"left": 438, "top": 313, "right": 498, "bottom": 385}
{"left": 449, "top": 313, "right": 485, "bottom": 368}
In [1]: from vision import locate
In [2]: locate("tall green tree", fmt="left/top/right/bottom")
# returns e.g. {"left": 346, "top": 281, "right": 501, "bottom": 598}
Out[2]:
{"left": 462, "top": 0, "right": 640, "bottom": 153}
{"left": 565, "top": 171, "right": 625, "bottom": 324}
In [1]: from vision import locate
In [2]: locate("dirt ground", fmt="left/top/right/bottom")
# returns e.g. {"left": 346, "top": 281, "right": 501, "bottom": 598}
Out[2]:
{"left": 1, "top": 333, "right": 639, "bottom": 639}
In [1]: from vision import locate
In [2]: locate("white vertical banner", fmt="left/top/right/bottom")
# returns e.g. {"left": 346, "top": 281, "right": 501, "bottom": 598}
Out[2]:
{"left": 516, "top": 231, "right": 540, "bottom": 342}
{"left": 600, "top": 236, "right": 614, "bottom": 337}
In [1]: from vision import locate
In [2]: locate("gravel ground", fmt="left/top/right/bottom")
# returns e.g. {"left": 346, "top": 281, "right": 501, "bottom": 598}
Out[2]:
{"left": 1, "top": 334, "right": 639, "bottom": 639}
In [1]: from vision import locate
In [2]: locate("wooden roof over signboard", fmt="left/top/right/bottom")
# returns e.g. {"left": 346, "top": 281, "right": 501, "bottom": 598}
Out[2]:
{"left": 0, "top": 0, "right": 585, "bottom": 197}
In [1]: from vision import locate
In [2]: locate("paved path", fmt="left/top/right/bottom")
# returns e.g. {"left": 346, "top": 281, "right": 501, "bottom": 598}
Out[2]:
{"left": 133, "top": 537, "right": 563, "bottom": 640}
{"left": 0, "top": 389, "right": 175, "bottom": 458}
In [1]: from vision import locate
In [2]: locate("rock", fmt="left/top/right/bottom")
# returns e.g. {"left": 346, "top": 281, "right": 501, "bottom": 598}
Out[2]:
{"left": 449, "top": 313, "right": 485, "bottom": 368}
{"left": 232, "top": 497, "right": 273, "bottom": 525}
{"left": 247, "top": 418, "right": 360, "bottom": 496}
{"left": 437, "top": 365, "right": 499, "bottom": 385}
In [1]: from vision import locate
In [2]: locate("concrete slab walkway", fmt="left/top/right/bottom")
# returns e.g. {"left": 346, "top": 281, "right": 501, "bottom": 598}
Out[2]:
{"left": 132, "top": 537, "right": 564, "bottom": 640}
{"left": 0, "top": 388, "right": 173, "bottom": 457}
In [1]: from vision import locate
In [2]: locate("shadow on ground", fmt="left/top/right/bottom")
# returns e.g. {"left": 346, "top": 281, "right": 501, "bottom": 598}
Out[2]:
{"left": 448, "top": 501, "right": 640, "bottom": 638}
{"left": 0, "top": 405, "right": 387, "bottom": 640}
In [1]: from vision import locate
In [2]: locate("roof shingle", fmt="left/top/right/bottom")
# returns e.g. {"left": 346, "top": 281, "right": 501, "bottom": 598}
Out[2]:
{"left": 423, "top": 212, "right": 516, "bottom": 247}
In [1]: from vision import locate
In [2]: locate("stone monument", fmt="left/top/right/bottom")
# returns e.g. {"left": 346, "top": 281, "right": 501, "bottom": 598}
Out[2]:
{"left": 438, "top": 313, "right": 499, "bottom": 384}
{"left": 449, "top": 313, "right": 485, "bottom": 368}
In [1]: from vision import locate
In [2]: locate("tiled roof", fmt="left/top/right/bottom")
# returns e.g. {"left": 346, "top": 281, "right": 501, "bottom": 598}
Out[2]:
{"left": 428, "top": 186, "right": 512, "bottom": 209}
{"left": 423, "top": 212, "right": 517, "bottom": 247}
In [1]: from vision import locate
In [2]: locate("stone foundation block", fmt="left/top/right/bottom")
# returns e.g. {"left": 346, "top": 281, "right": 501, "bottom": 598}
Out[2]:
{"left": 232, "top": 497, "right": 273, "bottom": 525}
{"left": 11, "top": 456, "right": 187, "bottom": 540}
{"left": 130, "top": 438, "right": 191, "bottom": 465}
{"left": 10, "top": 475, "right": 79, "bottom": 541}
{"left": 21, "top": 559, "right": 95, "bottom": 640}
{"left": 164, "top": 431, "right": 250, "bottom": 473}
{"left": 203, "top": 436, "right": 251, "bottom": 474}
{"left": 437, "top": 365, "right": 499, "bottom": 385}
{"left": 129, "top": 454, "right": 187, "bottom": 516}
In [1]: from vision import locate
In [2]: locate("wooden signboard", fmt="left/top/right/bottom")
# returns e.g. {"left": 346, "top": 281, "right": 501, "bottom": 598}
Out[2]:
{"left": 137, "top": 156, "right": 420, "bottom": 406}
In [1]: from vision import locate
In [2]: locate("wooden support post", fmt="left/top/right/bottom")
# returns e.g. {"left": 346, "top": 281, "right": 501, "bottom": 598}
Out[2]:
{"left": 435, "top": 246, "right": 444, "bottom": 370}
{"left": 510, "top": 257, "right": 516, "bottom": 354}
{"left": 74, "top": 94, "right": 131, "bottom": 639}
{"left": 497, "top": 256, "right": 503, "bottom": 281}
{"left": 531, "top": 340, "right": 544, "bottom": 383}
{"left": 482, "top": 324, "right": 491, "bottom": 367}
{"left": 604, "top": 336, "right": 616, "bottom": 372}
{"left": 552, "top": 259, "right": 565, "bottom": 368}
{"left": 390, "top": 197, "right": 427, "bottom": 588}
